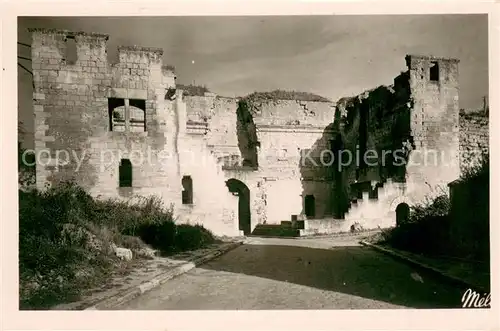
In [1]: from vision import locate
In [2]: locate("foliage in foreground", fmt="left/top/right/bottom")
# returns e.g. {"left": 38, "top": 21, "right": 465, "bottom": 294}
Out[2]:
{"left": 19, "top": 182, "right": 216, "bottom": 309}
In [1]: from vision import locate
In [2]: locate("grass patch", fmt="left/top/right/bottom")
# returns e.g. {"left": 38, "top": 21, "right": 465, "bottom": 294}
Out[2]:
{"left": 19, "top": 182, "right": 217, "bottom": 309}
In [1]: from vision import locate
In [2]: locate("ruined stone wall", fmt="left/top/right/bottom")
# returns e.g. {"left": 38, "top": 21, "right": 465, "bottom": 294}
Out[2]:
{"left": 336, "top": 71, "right": 413, "bottom": 194}
{"left": 338, "top": 55, "right": 461, "bottom": 230}
{"left": 459, "top": 112, "right": 489, "bottom": 173}
{"left": 31, "top": 29, "right": 175, "bottom": 197}
{"left": 31, "top": 28, "right": 241, "bottom": 236}
{"left": 250, "top": 100, "right": 337, "bottom": 223}
{"left": 31, "top": 28, "right": 465, "bottom": 237}
{"left": 184, "top": 96, "right": 337, "bottom": 227}
{"left": 175, "top": 94, "right": 242, "bottom": 235}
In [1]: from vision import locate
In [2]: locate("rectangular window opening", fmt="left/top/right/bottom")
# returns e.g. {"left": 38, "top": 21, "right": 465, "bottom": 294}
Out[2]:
{"left": 182, "top": 175, "right": 193, "bottom": 204}
{"left": 119, "top": 159, "right": 132, "bottom": 187}
{"left": 129, "top": 99, "right": 147, "bottom": 132}
{"left": 65, "top": 36, "right": 77, "bottom": 65}
{"left": 108, "top": 98, "right": 126, "bottom": 132}
{"left": 430, "top": 61, "right": 439, "bottom": 82}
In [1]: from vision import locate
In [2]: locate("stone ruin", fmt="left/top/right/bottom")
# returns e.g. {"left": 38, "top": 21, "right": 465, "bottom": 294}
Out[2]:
{"left": 29, "top": 28, "right": 489, "bottom": 236}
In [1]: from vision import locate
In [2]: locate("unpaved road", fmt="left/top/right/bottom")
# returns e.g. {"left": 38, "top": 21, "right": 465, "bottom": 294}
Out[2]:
{"left": 114, "top": 236, "right": 466, "bottom": 309}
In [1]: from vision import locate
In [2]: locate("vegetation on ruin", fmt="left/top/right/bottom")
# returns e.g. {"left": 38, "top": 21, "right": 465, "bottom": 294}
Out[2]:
{"left": 459, "top": 153, "right": 489, "bottom": 182}
{"left": 19, "top": 182, "right": 217, "bottom": 309}
{"left": 460, "top": 108, "right": 489, "bottom": 119}
{"left": 241, "top": 90, "right": 332, "bottom": 103}
{"left": 177, "top": 84, "right": 211, "bottom": 97}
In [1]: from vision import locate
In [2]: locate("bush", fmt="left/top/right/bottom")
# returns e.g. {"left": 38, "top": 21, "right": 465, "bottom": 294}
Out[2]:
{"left": 379, "top": 193, "right": 452, "bottom": 255}
{"left": 18, "top": 183, "right": 120, "bottom": 308}
{"left": 136, "top": 216, "right": 177, "bottom": 252}
{"left": 19, "top": 181, "right": 220, "bottom": 309}
{"left": 174, "top": 224, "right": 216, "bottom": 251}
{"left": 409, "top": 194, "right": 450, "bottom": 224}
{"left": 383, "top": 214, "right": 451, "bottom": 254}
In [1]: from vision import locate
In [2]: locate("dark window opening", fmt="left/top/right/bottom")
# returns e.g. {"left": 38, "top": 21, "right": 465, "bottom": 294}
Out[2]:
{"left": 182, "top": 176, "right": 193, "bottom": 204}
{"left": 108, "top": 98, "right": 125, "bottom": 131}
{"left": 65, "top": 36, "right": 77, "bottom": 65}
{"left": 368, "top": 185, "right": 379, "bottom": 199}
{"left": 304, "top": 195, "right": 316, "bottom": 218}
{"left": 430, "top": 61, "right": 439, "bottom": 82}
{"left": 119, "top": 159, "right": 132, "bottom": 187}
{"left": 129, "top": 99, "right": 147, "bottom": 132}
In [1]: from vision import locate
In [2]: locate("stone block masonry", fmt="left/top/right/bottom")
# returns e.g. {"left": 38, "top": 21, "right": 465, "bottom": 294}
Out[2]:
{"left": 459, "top": 112, "right": 489, "bottom": 173}
{"left": 29, "top": 27, "right": 481, "bottom": 237}
{"left": 336, "top": 55, "right": 463, "bottom": 230}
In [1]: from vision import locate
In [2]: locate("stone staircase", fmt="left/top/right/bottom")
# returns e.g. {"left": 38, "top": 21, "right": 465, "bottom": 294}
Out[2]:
{"left": 250, "top": 221, "right": 302, "bottom": 238}
{"left": 343, "top": 178, "right": 406, "bottom": 229}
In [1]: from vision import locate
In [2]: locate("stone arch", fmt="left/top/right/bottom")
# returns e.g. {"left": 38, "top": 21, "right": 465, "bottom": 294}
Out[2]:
{"left": 395, "top": 203, "right": 410, "bottom": 225}
{"left": 389, "top": 195, "right": 412, "bottom": 211}
{"left": 226, "top": 178, "right": 251, "bottom": 235}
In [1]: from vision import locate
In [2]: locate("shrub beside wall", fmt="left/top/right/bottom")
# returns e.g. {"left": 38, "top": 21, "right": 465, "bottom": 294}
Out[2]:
{"left": 19, "top": 182, "right": 217, "bottom": 309}
{"left": 381, "top": 194, "right": 451, "bottom": 255}
{"left": 380, "top": 157, "right": 489, "bottom": 261}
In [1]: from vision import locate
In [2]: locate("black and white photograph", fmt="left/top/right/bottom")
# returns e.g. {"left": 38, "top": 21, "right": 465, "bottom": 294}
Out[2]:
{"left": 2, "top": 1, "right": 498, "bottom": 329}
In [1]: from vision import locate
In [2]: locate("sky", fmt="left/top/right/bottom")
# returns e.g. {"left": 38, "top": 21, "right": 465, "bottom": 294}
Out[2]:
{"left": 17, "top": 15, "right": 489, "bottom": 147}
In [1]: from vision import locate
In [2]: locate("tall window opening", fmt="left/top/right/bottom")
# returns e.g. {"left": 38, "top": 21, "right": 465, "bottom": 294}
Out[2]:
{"left": 304, "top": 195, "right": 316, "bottom": 218}
{"left": 182, "top": 176, "right": 193, "bottom": 204}
{"left": 65, "top": 35, "right": 77, "bottom": 65}
{"left": 119, "top": 159, "right": 132, "bottom": 187}
{"left": 129, "top": 99, "right": 146, "bottom": 132}
{"left": 108, "top": 98, "right": 126, "bottom": 132}
{"left": 430, "top": 61, "right": 439, "bottom": 81}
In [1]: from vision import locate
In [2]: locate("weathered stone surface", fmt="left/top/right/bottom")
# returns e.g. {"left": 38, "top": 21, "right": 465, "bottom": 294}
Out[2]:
{"left": 459, "top": 112, "right": 489, "bottom": 172}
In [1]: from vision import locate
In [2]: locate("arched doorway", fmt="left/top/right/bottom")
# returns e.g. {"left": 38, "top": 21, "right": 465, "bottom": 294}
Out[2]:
{"left": 226, "top": 178, "right": 251, "bottom": 235}
{"left": 395, "top": 203, "right": 410, "bottom": 226}
{"left": 304, "top": 194, "right": 316, "bottom": 219}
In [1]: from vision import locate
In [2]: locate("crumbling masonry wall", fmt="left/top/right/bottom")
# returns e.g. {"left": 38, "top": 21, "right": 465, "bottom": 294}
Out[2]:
{"left": 30, "top": 28, "right": 241, "bottom": 236}
{"left": 459, "top": 112, "right": 489, "bottom": 172}
{"left": 183, "top": 95, "right": 337, "bottom": 230}
{"left": 334, "top": 55, "right": 461, "bottom": 230}
{"left": 31, "top": 29, "right": 174, "bottom": 196}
